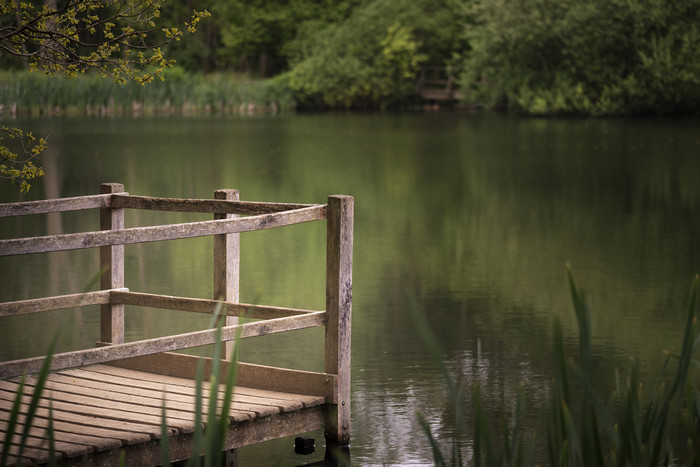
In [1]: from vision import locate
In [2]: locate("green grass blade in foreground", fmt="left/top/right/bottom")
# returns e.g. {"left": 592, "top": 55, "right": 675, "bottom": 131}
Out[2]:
{"left": 407, "top": 292, "right": 467, "bottom": 465}
{"left": 1, "top": 374, "right": 27, "bottom": 465}
{"left": 160, "top": 396, "right": 171, "bottom": 467}
{"left": 14, "top": 322, "right": 62, "bottom": 463}
{"left": 48, "top": 400, "right": 57, "bottom": 467}
{"left": 172, "top": 301, "right": 235, "bottom": 467}
{"left": 216, "top": 327, "right": 240, "bottom": 463}
{"left": 416, "top": 411, "right": 448, "bottom": 467}
{"left": 644, "top": 274, "right": 698, "bottom": 465}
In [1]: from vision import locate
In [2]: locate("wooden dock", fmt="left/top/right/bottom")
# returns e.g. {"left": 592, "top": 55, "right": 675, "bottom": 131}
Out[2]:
{"left": 0, "top": 184, "right": 353, "bottom": 466}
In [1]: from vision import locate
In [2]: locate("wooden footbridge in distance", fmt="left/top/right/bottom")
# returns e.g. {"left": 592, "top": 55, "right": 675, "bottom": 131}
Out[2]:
{"left": 0, "top": 183, "right": 353, "bottom": 466}
{"left": 416, "top": 67, "right": 463, "bottom": 102}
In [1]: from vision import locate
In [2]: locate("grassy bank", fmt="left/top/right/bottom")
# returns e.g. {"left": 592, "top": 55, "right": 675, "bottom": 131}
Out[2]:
{"left": 0, "top": 69, "right": 295, "bottom": 117}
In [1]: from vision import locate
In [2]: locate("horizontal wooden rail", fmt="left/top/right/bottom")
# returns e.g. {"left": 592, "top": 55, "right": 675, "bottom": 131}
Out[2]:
{"left": 0, "top": 193, "right": 317, "bottom": 218}
{"left": 112, "top": 291, "right": 321, "bottom": 319}
{"left": 108, "top": 353, "right": 339, "bottom": 402}
{"left": 112, "top": 194, "right": 316, "bottom": 215}
{"left": 0, "top": 194, "right": 114, "bottom": 217}
{"left": 0, "top": 311, "right": 325, "bottom": 379}
{"left": 0, "top": 289, "right": 128, "bottom": 317}
{"left": 0, "top": 204, "right": 327, "bottom": 257}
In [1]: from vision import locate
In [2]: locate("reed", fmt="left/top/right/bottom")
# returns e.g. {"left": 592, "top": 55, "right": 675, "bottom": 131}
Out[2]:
{"left": 0, "top": 69, "right": 296, "bottom": 117}
{"left": 173, "top": 304, "right": 240, "bottom": 467}
{"left": 0, "top": 322, "right": 62, "bottom": 467}
{"left": 414, "top": 267, "right": 700, "bottom": 466}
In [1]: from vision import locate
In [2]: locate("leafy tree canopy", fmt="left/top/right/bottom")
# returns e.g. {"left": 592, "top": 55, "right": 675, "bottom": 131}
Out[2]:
{"left": 461, "top": 0, "right": 700, "bottom": 115}
{"left": 0, "top": 0, "right": 209, "bottom": 192}
{"left": 285, "top": 0, "right": 469, "bottom": 109}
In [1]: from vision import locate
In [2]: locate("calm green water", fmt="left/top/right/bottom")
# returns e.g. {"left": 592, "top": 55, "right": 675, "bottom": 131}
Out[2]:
{"left": 1, "top": 112, "right": 700, "bottom": 464}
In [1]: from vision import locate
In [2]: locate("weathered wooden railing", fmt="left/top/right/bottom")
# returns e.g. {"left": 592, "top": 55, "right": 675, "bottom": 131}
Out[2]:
{"left": 0, "top": 183, "right": 353, "bottom": 463}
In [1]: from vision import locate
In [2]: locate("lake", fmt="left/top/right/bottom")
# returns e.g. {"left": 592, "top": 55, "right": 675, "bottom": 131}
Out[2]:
{"left": 1, "top": 112, "right": 700, "bottom": 464}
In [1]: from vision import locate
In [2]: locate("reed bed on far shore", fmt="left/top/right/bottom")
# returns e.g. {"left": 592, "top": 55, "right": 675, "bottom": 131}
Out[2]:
{"left": 0, "top": 69, "right": 295, "bottom": 117}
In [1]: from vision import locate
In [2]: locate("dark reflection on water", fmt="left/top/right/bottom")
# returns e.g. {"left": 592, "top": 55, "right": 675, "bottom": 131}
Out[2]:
{"left": 1, "top": 113, "right": 700, "bottom": 464}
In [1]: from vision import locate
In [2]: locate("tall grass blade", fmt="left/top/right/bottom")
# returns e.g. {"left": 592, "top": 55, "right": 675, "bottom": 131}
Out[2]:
{"left": 416, "top": 411, "right": 448, "bottom": 467}
{"left": 48, "top": 401, "right": 57, "bottom": 467}
{"left": 160, "top": 396, "right": 171, "bottom": 467}
{"left": 15, "top": 322, "right": 62, "bottom": 463}
{"left": 1, "top": 374, "right": 27, "bottom": 465}
{"left": 174, "top": 301, "right": 234, "bottom": 466}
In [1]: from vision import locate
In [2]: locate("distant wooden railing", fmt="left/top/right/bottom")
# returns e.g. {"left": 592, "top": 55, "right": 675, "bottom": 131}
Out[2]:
{"left": 416, "top": 66, "right": 463, "bottom": 101}
{"left": 0, "top": 183, "right": 353, "bottom": 448}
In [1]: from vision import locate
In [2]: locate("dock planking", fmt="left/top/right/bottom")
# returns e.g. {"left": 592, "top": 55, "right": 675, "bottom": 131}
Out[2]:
{"left": 0, "top": 364, "right": 325, "bottom": 465}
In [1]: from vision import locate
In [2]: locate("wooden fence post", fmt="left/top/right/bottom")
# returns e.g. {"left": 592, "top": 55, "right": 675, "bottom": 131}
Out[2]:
{"left": 214, "top": 189, "right": 240, "bottom": 358}
{"left": 324, "top": 195, "right": 353, "bottom": 448}
{"left": 100, "top": 183, "right": 125, "bottom": 344}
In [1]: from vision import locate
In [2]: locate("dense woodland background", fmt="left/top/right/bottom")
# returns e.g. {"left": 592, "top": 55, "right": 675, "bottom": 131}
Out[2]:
{"left": 2, "top": 0, "right": 700, "bottom": 115}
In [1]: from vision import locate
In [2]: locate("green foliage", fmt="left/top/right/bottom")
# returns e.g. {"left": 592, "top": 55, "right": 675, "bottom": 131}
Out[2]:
{"left": 0, "top": 127, "right": 46, "bottom": 194}
{"left": 0, "top": 0, "right": 210, "bottom": 84}
{"left": 211, "top": 0, "right": 362, "bottom": 77}
{"left": 460, "top": 0, "right": 700, "bottom": 115}
{"left": 282, "top": 0, "right": 471, "bottom": 109}
{"left": 0, "top": 0, "right": 209, "bottom": 192}
{"left": 416, "top": 269, "right": 700, "bottom": 466}
{"left": 285, "top": 0, "right": 431, "bottom": 109}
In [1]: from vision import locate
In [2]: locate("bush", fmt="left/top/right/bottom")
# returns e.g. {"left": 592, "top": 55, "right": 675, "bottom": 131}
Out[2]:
{"left": 460, "top": 0, "right": 700, "bottom": 115}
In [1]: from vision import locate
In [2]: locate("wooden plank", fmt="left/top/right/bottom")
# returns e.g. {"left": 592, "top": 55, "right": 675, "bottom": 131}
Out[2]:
{"left": 111, "top": 194, "right": 317, "bottom": 215}
{"left": 52, "top": 405, "right": 327, "bottom": 466}
{"left": 0, "top": 204, "right": 327, "bottom": 256}
{"left": 0, "top": 194, "right": 113, "bottom": 217}
{"left": 0, "top": 380, "right": 198, "bottom": 426}
{"left": 0, "top": 289, "right": 126, "bottom": 317}
{"left": 48, "top": 372, "right": 201, "bottom": 405}
{"left": 102, "top": 353, "right": 336, "bottom": 401}
{"left": 0, "top": 388, "right": 187, "bottom": 433}
{"left": 3, "top": 441, "right": 58, "bottom": 465}
{"left": 0, "top": 407, "right": 152, "bottom": 445}
{"left": 237, "top": 362, "right": 337, "bottom": 402}
{"left": 2, "top": 427, "right": 93, "bottom": 458}
{"left": 235, "top": 386, "right": 324, "bottom": 408}
{"left": 214, "top": 189, "right": 239, "bottom": 358}
{"left": 0, "top": 312, "right": 324, "bottom": 379}
{"left": 100, "top": 183, "right": 125, "bottom": 344}
{"left": 53, "top": 365, "right": 318, "bottom": 420}
{"left": 111, "top": 291, "right": 321, "bottom": 319}
{"left": 17, "top": 378, "right": 214, "bottom": 420}
{"left": 56, "top": 366, "right": 257, "bottom": 419}
{"left": 0, "top": 395, "right": 166, "bottom": 440}
{"left": 0, "top": 418, "right": 123, "bottom": 452}
{"left": 0, "top": 386, "right": 196, "bottom": 434}
{"left": 223, "top": 405, "right": 325, "bottom": 450}
{"left": 36, "top": 372, "right": 257, "bottom": 421}
{"left": 3, "top": 440, "right": 58, "bottom": 465}
{"left": 324, "top": 195, "right": 353, "bottom": 447}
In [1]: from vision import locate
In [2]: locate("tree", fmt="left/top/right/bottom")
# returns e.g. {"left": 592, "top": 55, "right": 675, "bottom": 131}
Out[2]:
{"left": 212, "top": 0, "right": 361, "bottom": 77}
{"left": 460, "top": 0, "right": 700, "bottom": 115}
{"left": 284, "top": 0, "right": 469, "bottom": 109}
{"left": 0, "top": 0, "right": 209, "bottom": 193}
